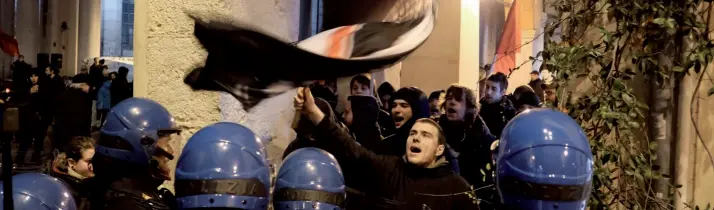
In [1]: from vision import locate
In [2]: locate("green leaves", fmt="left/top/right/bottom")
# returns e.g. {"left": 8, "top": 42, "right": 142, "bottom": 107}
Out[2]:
{"left": 652, "top": 17, "right": 676, "bottom": 28}
{"left": 544, "top": 0, "right": 713, "bottom": 209}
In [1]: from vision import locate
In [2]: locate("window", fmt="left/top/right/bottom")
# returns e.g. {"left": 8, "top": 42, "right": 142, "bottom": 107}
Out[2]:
{"left": 101, "top": 0, "right": 134, "bottom": 57}
{"left": 298, "top": 0, "right": 323, "bottom": 40}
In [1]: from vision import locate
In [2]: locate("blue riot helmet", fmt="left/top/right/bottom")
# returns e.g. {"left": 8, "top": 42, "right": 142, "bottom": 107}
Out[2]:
{"left": 175, "top": 122, "right": 270, "bottom": 210}
{"left": 94, "top": 98, "right": 180, "bottom": 179}
{"left": 274, "top": 147, "right": 345, "bottom": 210}
{"left": 496, "top": 108, "right": 593, "bottom": 210}
{"left": 0, "top": 173, "right": 77, "bottom": 210}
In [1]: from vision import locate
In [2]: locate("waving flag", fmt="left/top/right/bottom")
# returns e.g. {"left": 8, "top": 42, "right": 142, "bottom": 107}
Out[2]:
{"left": 184, "top": 0, "right": 437, "bottom": 110}
{"left": 491, "top": 0, "right": 520, "bottom": 75}
{"left": 0, "top": 29, "right": 19, "bottom": 57}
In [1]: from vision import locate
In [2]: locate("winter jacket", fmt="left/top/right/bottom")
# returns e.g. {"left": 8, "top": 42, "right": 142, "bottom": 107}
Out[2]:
{"left": 312, "top": 116, "right": 480, "bottom": 210}
{"left": 438, "top": 114, "right": 499, "bottom": 209}
{"left": 39, "top": 75, "right": 66, "bottom": 118}
{"left": 97, "top": 81, "right": 112, "bottom": 110}
{"left": 478, "top": 97, "right": 516, "bottom": 137}
{"left": 53, "top": 88, "right": 92, "bottom": 149}
{"left": 528, "top": 78, "right": 545, "bottom": 102}
{"left": 378, "top": 108, "right": 396, "bottom": 136}
{"left": 50, "top": 157, "right": 93, "bottom": 210}
{"left": 110, "top": 73, "right": 131, "bottom": 107}
{"left": 347, "top": 95, "right": 383, "bottom": 151}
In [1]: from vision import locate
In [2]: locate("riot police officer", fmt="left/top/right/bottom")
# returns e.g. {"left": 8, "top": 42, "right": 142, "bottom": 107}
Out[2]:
{"left": 174, "top": 122, "right": 270, "bottom": 210}
{"left": 496, "top": 108, "right": 593, "bottom": 209}
{"left": 91, "top": 98, "right": 181, "bottom": 210}
{"left": 0, "top": 173, "right": 77, "bottom": 210}
{"left": 273, "top": 147, "right": 346, "bottom": 210}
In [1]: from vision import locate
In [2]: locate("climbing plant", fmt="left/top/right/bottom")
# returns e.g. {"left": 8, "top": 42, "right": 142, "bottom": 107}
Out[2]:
{"left": 539, "top": 0, "right": 714, "bottom": 209}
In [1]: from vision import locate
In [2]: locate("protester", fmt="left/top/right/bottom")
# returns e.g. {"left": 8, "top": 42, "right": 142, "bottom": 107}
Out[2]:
{"left": 438, "top": 84, "right": 498, "bottom": 209}
{"left": 50, "top": 136, "right": 95, "bottom": 210}
{"left": 110, "top": 66, "right": 132, "bottom": 107}
{"left": 295, "top": 87, "right": 479, "bottom": 210}
{"left": 378, "top": 87, "right": 430, "bottom": 156}
{"left": 479, "top": 72, "right": 516, "bottom": 137}
{"left": 428, "top": 90, "right": 445, "bottom": 120}
{"left": 376, "top": 82, "right": 396, "bottom": 136}
{"left": 377, "top": 82, "right": 396, "bottom": 110}
{"left": 343, "top": 95, "right": 383, "bottom": 151}
{"left": 528, "top": 70, "right": 545, "bottom": 102}
{"left": 53, "top": 83, "right": 92, "bottom": 151}
{"left": 515, "top": 91, "right": 542, "bottom": 113}
{"left": 350, "top": 74, "right": 373, "bottom": 96}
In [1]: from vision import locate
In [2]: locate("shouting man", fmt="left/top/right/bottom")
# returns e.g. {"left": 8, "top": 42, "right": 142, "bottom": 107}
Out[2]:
{"left": 295, "top": 87, "right": 479, "bottom": 210}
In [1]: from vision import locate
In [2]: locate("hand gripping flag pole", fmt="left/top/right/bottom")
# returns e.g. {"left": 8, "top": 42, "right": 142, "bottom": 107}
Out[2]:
{"left": 184, "top": 0, "right": 438, "bottom": 111}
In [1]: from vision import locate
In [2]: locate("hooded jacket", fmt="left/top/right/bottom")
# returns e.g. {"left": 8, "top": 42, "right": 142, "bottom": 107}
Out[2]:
{"left": 347, "top": 95, "right": 383, "bottom": 151}
{"left": 313, "top": 115, "right": 480, "bottom": 210}
{"left": 377, "top": 87, "right": 430, "bottom": 156}
{"left": 376, "top": 82, "right": 397, "bottom": 136}
{"left": 478, "top": 96, "right": 516, "bottom": 137}
{"left": 438, "top": 113, "right": 499, "bottom": 209}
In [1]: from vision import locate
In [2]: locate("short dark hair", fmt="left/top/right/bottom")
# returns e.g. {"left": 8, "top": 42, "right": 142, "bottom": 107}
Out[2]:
{"left": 66, "top": 136, "right": 95, "bottom": 162}
{"left": 513, "top": 85, "right": 535, "bottom": 99}
{"left": 487, "top": 72, "right": 509, "bottom": 91}
{"left": 428, "top": 90, "right": 444, "bottom": 102}
{"left": 415, "top": 118, "right": 446, "bottom": 145}
{"left": 350, "top": 75, "right": 371, "bottom": 88}
{"left": 99, "top": 59, "right": 105, "bottom": 65}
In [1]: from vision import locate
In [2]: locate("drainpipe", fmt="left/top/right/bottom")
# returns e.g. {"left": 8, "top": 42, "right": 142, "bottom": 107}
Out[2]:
{"left": 674, "top": 70, "right": 696, "bottom": 210}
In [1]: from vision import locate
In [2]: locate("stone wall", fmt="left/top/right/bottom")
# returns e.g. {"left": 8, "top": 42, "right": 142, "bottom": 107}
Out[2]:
{"left": 133, "top": 0, "right": 299, "bottom": 191}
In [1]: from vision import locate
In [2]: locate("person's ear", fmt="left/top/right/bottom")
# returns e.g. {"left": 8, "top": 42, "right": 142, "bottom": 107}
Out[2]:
{"left": 67, "top": 158, "right": 77, "bottom": 168}
{"left": 436, "top": 144, "right": 445, "bottom": 157}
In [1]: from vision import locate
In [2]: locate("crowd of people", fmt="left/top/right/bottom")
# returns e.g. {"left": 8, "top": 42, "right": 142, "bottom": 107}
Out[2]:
{"left": 10, "top": 55, "right": 133, "bottom": 165}
{"left": 1, "top": 54, "right": 587, "bottom": 210}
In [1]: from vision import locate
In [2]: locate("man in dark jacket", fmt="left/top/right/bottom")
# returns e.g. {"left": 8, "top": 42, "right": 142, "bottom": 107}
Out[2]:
{"left": 15, "top": 71, "right": 45, "bottom": 164}
{"left": 528, "top": 70, "right": 545, "bottom": 102}
{"left": 110, "top": 67, "right": 132, "bottom": 107}
{"left": 479, "top": 73, "right": 516, "bottom": 137}
{"left": 53, "top": 83, "right": 92, "bottom": 151}
{"left": 350, "top": 75, "right": 395, "bottom": 137}
{"left": 378, "top": 87, "right": 430, "bottom": 156}
{"left": 12, "top": 55, "right": 32, "bottom": 92}
{"left": 342, "top": 95, "right": 383, "bottom": 151}
{"left": 377, "top": 82, "right": 396, "bottom": 136}
{"left": 439, "top": 84, "right": 499, "bottom": 209}
{"left": 89, "top": 58, "right": 106, "bottom": 92}
{"left": 295, "top": 87, "right": 479, "bottom": 210}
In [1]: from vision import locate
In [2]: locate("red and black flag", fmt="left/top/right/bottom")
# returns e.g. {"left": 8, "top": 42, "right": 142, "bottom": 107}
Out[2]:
{"left": 0, "top": 29, "right": 18, "bottom": 57}
{"left": 184, "top": 1, "right": 437, "bottom": 110}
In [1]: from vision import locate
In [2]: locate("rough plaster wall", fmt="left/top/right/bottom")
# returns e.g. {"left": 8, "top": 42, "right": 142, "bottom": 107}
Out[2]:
{"left": 219, "top": 0, "right": 300, "bottom": 167}
{"left": 400, "top": 0, "right": 460, "bottom": 94}
{"left": 143, "top": 0, "right": 225, "bottom": 190}
{"left": 692, "top": 67, "right": 714, "bottom": 206}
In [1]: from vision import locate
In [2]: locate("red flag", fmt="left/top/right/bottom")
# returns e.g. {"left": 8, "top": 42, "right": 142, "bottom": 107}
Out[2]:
{"left": 0, "top": 28, "right": 19, "bottom": 57}
{"left": 493, "top": 0, "right": 520, "bottom": 75}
